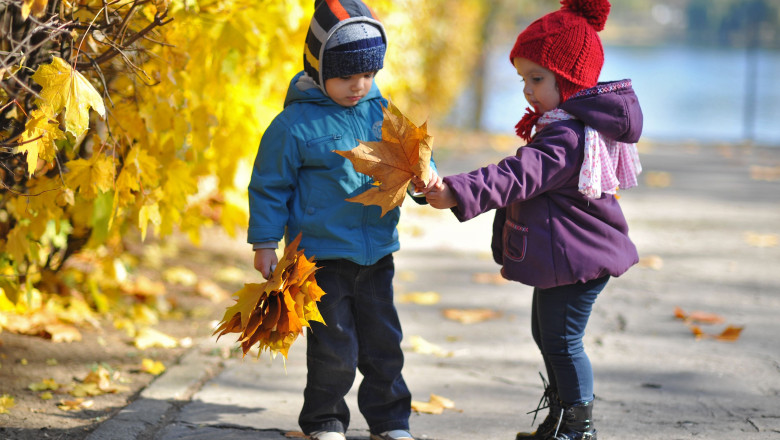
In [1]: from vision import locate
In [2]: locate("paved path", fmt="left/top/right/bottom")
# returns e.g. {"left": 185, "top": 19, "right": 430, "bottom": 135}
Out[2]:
{"left": 87, "top": 142, "right": 780, "bottom": 440}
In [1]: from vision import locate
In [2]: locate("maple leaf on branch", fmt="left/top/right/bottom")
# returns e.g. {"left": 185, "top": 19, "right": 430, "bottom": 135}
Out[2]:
{"left": 334, "top": 101, "right": 433, "bottom": 217}
{"left": 213, "top": 233, "right": 326, "bottom": 359}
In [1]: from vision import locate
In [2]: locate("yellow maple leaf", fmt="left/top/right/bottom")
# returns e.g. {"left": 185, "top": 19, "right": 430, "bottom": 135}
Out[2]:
{"left": 58, "top": 398, "right": 94, "bottom": 411}
{"left": 18, "top": 109, "right": 65, "bottom": 175}
{"left": 64, "top": 155, "right": 114, "bottom": 199}
{"left": 0, "top": 394, "right": 15, "bottom": 414}
{"left": 141, "top": 358, "right": 166, "bottom": 375}
{"left": 134, "top": 327, "right": 178, "bottom": 349}
{"left": 335, "top": 101, "right": 433, "bottom": 217}
{"left": 21, "top": 0, "right": 48, "bottom": 19}
{"left": 411, "top": 393, "right": 456, "bottom": 415}
{"left": 138, "top": 202, "right": 162, "bottom": 240}
{"left": 31, "top": 56, "right": 106, "bottom": 136}
{"left": 28, "top": 378, "right": 61, "bottom": 392}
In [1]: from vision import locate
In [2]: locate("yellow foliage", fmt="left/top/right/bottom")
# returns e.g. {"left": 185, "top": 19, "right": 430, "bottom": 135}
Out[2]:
{"left": 31, "top": 56, "right": 106, "bottom": 136}
{"left": 1, "top": 0, "right": 488, "bottom": 334}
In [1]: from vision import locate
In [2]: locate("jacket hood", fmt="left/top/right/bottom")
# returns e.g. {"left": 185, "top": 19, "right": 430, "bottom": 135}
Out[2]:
{"left": 559, "top": 79, "right": 643, "bottom": 143}
{"left": 303, "top": 0, "right": 387, "bottom": 92}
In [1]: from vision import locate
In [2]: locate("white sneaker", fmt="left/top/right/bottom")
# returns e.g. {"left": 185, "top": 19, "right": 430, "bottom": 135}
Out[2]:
{"left": 370, "top": 430, "right": 414, "bottom": 440}
{"left": 309, "top": 431, "right": 347, "bottom": 440}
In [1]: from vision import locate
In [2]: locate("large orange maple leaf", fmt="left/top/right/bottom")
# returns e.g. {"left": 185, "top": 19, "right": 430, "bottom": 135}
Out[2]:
{"left": 334, "top": 101, "right": 433, "bottom": 217}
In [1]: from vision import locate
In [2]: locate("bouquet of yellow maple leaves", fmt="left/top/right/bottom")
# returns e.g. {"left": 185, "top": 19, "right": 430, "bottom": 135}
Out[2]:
{"left": 213, "top": 233, "right": 326, "bottom": 359}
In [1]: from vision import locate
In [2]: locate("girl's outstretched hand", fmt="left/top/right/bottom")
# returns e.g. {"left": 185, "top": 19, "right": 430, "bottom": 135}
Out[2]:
{"left": 425, "top": 181, "right": 457, "bottom": 209}
{"left": 411, "top": 173, "right": 457, "bottom": 209}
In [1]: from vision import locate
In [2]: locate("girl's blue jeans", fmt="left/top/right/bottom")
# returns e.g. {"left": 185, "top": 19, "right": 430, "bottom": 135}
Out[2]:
{"left": 298, "top": 254, "right": 411, "bottom": 435}
{"left": 531, "top": 275, "right": 609, "bottom": 406}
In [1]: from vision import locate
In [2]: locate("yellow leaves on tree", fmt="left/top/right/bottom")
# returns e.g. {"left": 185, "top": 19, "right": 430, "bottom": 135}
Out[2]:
{"left": 64, "top": 155, "right": 114, "bottom": 200}
{"left": 213, "top": 234, "right": 326, "bottom": 359}
{"left": 20, "top": 0, "right": 48, "bottom": 20}
{"left": 17, "top": 55, "right": 106, "bottom": 177}
{"left": 17, "top": 110, "right": 64, "bottom": 175}
{"left": 335, "top": 101, "right": 432, "bottom": 216}
{"left": 31, "top": 56, "right": 106, "bottom": 137}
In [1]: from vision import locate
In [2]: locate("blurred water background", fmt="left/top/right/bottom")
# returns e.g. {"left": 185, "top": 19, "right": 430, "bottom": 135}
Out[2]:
{"left": 451, "top": 45, "right": 780, "bottom": 147}
{"left": 445, "top": 1, "right": 780, "bottom": 147}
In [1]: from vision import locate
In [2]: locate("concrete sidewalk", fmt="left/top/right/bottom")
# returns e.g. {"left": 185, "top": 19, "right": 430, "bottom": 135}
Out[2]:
{"left": 87, "top": 142, "right": 780, "bottom": 440}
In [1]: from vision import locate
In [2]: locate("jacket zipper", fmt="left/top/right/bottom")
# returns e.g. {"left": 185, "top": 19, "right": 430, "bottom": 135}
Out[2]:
{"left": 347, "top": 107, "right": 373, "bottom": 263}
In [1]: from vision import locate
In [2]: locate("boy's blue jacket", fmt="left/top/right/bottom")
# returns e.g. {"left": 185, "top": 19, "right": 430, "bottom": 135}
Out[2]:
{"left": 248, "top": 72, "right": 431, "bottom": 265}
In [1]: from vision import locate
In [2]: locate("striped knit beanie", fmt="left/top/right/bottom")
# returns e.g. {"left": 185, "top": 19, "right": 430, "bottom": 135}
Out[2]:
{"left": 304, "top": 0, "right": 387, "bottom": 92}
{"left": 510, "top": 0, "right": 611, "bottom": 103}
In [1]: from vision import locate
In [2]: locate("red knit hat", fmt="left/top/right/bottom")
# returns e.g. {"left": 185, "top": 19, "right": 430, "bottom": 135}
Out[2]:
{"left": 510, "top": 0, "right": 611, "bottom": 103}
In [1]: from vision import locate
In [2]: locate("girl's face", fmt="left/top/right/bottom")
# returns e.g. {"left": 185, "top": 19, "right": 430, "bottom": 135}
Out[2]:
{"left": 513, "top": 57, "right": 561, "bottom": 113}
{"left": 324, "top": 71, "right": 376, "bottom": 107}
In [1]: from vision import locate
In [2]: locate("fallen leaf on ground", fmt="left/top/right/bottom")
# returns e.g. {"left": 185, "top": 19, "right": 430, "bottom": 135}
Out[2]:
{"left": 57, "top": 398, "right": 94, "bottom": 411}
{"left": 644, "top": 171, "right": 672, "bottom": 188}
{"left": 674, "top": 307, "right": 725, "bottom": 324}
{"left": 749, "top": 165, "right": 780, "bottom": 182}
{"left": 471, "top": 272, "right": 508, "bottom": 285}
{"left": 73, "top": 365, "right": 130, "bottom": 396}
{"left": 674, "top": 307, "right": 744, "bottom": 342}
{"left": 284, "top": 432, "right": 307, "bottom": 438}
{"left": 686, "top": 311, "right": 725, "bottom": 325}
{"left": 141, "top": 358, "right": 166, "bottom": 375}
{"left": 716, "top": 325, "right": 744, "bottom": 341}
{"left": 443, "top": 308, "right": 502, "bottom": 324}
{"left": 196, "top": 279, "right": 229, "bottom": 302}
{"left": 213, "top": 233, "right": 326, "bottom": 359}
{"left": 121, "top": 275, "right": 166, "bottom": 297}
{"left": 408, "top": 335, "right": 453, "bottom": 358}
{"left": 411, "top": 393, "right": 457, "bottom": 414}
{"left": 44, "top": 323, "right": 82, "bottom": 343}
{"left": 638, "top": 255, "right": 664, "bottom": 270}
{"left": 335, "top": 101, "right": 432, "bottom": 216}
{"left": 163, "top": 266, "right": 198, "bottom": 286}
{"left": 28, "top": 378, "right": 61, "bottom": 392}
{"left": 397, "top": 291, "right": 440, "bottom": 305}
{"left": 134, "top": 327, "right": 178, "bottom": 349}
{"left": 743, "top": 232, "right": 778, "bottom": 248}
{"left": 0, "top": 394, "right": 15, "bottom": 414}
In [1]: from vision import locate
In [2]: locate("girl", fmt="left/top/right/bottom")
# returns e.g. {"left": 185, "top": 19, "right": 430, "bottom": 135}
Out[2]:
{"left": 419, "top": 1, "right": 642, "bottom": 439}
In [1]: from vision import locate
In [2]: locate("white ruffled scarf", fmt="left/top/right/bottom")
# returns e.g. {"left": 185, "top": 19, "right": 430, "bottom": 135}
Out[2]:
{"left": 536, "top": 108, "right": 642, "bottom": 199}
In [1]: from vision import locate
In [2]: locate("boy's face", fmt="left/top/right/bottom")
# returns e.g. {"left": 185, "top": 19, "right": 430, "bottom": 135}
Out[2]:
{"left": 513, "top": 57, "right": 561, "bottom": 113}
{"left": 324, "top": 71, "right": 376, "bottom": 107}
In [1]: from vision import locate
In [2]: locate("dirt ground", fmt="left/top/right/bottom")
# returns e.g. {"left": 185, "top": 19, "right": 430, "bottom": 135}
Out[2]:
{"left": 0, "top": 232, "right": 251, "bottom": 440}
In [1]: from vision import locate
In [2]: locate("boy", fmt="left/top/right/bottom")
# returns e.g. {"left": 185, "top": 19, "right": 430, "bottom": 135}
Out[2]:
{"left": 248, "top": 1, "right": 428, "bottom": 439}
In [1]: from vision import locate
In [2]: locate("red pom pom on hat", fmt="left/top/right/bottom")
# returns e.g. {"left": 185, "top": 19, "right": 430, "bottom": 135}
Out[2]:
{"left": 561, "top": 0, "right": 611, "bottom": 31}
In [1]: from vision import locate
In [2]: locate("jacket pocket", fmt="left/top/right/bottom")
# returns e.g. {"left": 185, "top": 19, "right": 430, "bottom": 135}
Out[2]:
{"left": 503, "top": 220, "right": 528, "bottom": 262}
{"left": 304, "top": 134, "right": 344, "bottom": 167}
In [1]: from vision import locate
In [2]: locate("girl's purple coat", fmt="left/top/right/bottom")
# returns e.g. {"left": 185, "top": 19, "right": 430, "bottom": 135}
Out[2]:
{"left": 444, "top": 80, "right": 643, "bottom": 288}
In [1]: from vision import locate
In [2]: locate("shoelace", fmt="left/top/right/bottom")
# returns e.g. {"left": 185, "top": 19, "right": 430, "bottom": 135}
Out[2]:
{"left": 525, "top": 372, "right": 553, "bottom": 426}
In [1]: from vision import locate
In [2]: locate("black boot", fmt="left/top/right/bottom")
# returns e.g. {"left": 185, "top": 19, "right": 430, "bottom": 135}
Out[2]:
{"left": 548, "top": 400, "right": 597, "bottom": 440}
{"left": 516, "top": 375, "right": 562, "bottom": 440}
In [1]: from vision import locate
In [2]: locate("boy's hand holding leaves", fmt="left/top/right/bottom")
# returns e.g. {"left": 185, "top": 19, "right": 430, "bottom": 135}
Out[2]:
{"left": 335, "top": 101, "right": 433, "bottom": 216}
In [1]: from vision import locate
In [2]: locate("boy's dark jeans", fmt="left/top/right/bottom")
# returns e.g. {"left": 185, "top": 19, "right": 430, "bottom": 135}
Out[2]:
{"left": 299, "top": 254, "right": 411, "bottom": 435}
{"left": 531, "top": 275, "right": 610, "bottom": 406}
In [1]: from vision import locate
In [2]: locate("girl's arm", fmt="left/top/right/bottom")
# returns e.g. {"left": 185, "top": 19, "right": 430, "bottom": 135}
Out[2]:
{"left": 442, "top": 124, "right": 580, "bottom": 221}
